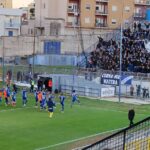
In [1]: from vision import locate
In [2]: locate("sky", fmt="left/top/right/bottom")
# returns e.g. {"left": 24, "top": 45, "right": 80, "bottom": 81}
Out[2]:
{"left": 13, "top": 0, "right": 34, "bottom": 8}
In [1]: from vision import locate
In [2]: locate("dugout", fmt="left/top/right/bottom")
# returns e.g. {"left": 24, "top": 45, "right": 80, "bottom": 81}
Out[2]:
{"left": 38, "top": 75, "right": 53, "bottom": 92}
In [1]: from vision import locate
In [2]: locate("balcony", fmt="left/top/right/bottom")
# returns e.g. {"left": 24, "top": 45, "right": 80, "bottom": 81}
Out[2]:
{"left": 66, "top": 22, "right": 80, "bottom": 27}
{"left": 95, "top": 10, "right": 108, "bottom": 16}
{"left": 5, "top": 22, "right": 20, "bottom": 29}
{"left": 95, "top": 23, "right": 108, "bottom": 28}
{"left": 134, "top": 13, "right": 146, "bottom": 18}
{"left": 68, "top": 9, "right": 79, "bottom": 16}
{"left": 96, "top": 0, "right": 109, "bottom": 3}
{"left": 134, "top": 0, "right": 150, "bottom": 5}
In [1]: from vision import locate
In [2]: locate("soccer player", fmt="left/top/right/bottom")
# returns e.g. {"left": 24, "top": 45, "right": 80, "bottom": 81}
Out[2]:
{"left": 0, "top": 89, "right": 3, "bottom": 105}
{"left": 34, "top": 89, "right": 38, "bottom": 107}
{"left": 49, "top": 93, "right": 56, "bottom": 107}
{"left": 38, "top": 91, "right": 42, "bottom": 109}
{"left": 6, "top": 86, "right": 11, "bottom": 105}
{"left": 11, "top": 90, "right": 16, "bottom": 107}
{"left": 71, "top": 90, "right": 80, "bottom": 107}
{"left": 4, "top": 88, "right": 8, "bottom": 106}
{"left": 42, "top": 90, "right": 47, "bottom": 110}
{"left": 22, "top": 88, "right": 27, "bottom": 106}
{"left": 47, "top": 97, "right": 55, "bottom": 118}
{"left": 59, "top": 93, "right": 66, "bottom": 112}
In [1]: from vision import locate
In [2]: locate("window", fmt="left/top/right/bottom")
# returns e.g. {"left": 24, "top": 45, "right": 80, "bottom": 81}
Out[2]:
{"left": 85, "top": 4, "right": 90, "bottom": 10}
{"left": 43, "top": 3, "right": 45, "bottom": 8}
{"left": 112, "top": 6, "right": 117, "bottom": 12}
{"left": 125, "top": 6, "right": 130, "bottom": 12}
{"left": 96, "top": 6, "right": 99, "bottom": 11}
{"left": 50, "top": 22, "right": 61, "bottom": 36}
{"left": 68, "top": 3, "right": 78, "bottom": 12}
{"left": 124, "top": 20, "right": 129, "bottom": 25}
{"left": 28, "top": 29, "right": 30, "bottom": 34}
{"left": 31, "top": 29, "right": 33, "bottom": 35}
{"left": 96, "top": 5, "right": 105, "bottom": 13}
{"left": 112, "top": 19, "right": 117, "bottom": 24}
{"left": 85, "top": 17, "right": 90, "bottom": 24}
{"left": 8, "top": 31, "right": 13, "bottom": 37}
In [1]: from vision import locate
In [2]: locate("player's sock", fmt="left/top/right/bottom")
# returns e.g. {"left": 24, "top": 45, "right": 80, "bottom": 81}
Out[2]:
{"left": 50, "top": 112, "right": 53, "bottom": 118}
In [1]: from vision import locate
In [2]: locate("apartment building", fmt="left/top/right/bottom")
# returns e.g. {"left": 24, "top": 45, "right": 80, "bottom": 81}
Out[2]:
{"left": 67, "top": 0, "right": 150, "bottom": 28}
{"left": 28, "top": 2, "right": 35, "bottom": 20}
{"left": 0, "top": 8, "right": 23, "bottom": 36}
{"left": 0, "top": 0, "right": 12, "bottom": 8}
{"left": 34, "top": 0, "right": 150, "bottom": 29}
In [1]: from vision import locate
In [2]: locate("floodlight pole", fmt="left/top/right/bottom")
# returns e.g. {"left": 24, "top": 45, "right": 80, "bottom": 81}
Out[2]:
{"left": 2, "top": 36, "right": 5, "bottom": 86}
{"left": 119, "top": 0, "right": 124, "bottom": 102}
{"left": 119, "top": 24, "right": 123, "bottom": 102}
{"left": 32, "top": 28, "right": 36, "bottom": 79}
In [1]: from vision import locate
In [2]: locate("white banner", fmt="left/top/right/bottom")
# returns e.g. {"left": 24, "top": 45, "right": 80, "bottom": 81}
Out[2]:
{"left": 101, "top": 87, "right": 115, "bottom": 97}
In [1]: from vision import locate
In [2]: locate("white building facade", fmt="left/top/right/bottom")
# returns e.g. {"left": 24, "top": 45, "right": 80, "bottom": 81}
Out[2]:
{"left": 0, "top": 8, "right": 23, "bottom": 36}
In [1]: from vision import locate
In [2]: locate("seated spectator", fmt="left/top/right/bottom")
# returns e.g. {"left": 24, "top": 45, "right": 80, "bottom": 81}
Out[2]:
{"left": 86, "top": 22, "right": 150, "bottom": 74}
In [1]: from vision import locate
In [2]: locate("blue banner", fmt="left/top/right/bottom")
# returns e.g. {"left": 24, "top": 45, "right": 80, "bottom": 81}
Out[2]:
{"left": 101, "top": 74, "right": 133, "bottom": 86}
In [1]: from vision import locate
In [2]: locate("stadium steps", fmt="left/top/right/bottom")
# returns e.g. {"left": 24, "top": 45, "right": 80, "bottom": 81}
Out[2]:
{"left": 80, "top": 116, "right": 150, "bottom": 150}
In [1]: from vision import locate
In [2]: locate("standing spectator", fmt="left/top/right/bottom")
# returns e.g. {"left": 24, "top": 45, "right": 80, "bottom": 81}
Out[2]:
{"left": 136, "top": 85, "right": 141, "bottom": 97}
{"left": 128, "top": 108, "right": 135, "bottom": 126}
{"left": 133, "top": 22, "right": 137, "bottom": 31}
{"left": 142, "top": 87, "right": 146, "bottom": 99}
{"left": 30, "top": 79, "right": 35, "bottom": 93}
{"left": 130, "top": 85, "right": 134, "bottom": 96}
{"left": 138, "top": 22, "right": 141, "bottom": 31}
{"left": 146, "top": 88, "right": 149, "bottom": 98}
{"left": 37, "top": 78, "right": 43, "bottom": 91}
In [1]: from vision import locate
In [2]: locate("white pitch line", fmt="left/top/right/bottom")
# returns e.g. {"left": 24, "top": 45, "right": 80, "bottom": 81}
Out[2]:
{"left": 35, "top": 127, "right": 125, "bottom": 150}
{"left": 80, "top": 105, "right": 148, "bottom": 116}
{"left": 0, "top": 107, "right": 33, "bottom": 113}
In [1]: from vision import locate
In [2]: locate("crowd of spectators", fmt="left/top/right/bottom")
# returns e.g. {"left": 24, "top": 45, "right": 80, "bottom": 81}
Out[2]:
{"left": 88, "top": 22, "right": 150, "bottom": 73}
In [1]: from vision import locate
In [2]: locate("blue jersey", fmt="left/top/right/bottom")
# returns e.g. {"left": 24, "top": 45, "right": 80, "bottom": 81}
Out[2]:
{"left": 7, "top": 87, "right": 11, "bottom": 97}
{"left": 47, "top": 100, "right": 55, "bottom": 108}
{"left": 42, "top": 92, "right": 46, "bottom": 100}
{"left": 49, "top": 95, "right": 55, "bottom": 101}
{"left": 34, "top": 91, "right": 38, "bottom": 99}
{"left": 59, "top": 95, "right": 65, "bottom": 104}
{"left": 72, "top": 92, "right": 77, "bottom": 101}
{"left": 22, "top": 90, "right": 27, "bottom": 99}
{"left": 12, "top": 91, "right": 16, "bottom": 101}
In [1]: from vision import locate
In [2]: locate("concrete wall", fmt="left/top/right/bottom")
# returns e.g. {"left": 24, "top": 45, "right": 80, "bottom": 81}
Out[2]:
{"left": 28, "top": 54, "right": 78, "bottom": 66}
{"left": 0, "top": 27, "right": 110, "bottom": 57}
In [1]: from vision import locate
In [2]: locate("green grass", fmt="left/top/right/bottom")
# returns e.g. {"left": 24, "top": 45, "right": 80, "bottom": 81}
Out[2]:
{"left": 0, "top": 65, "right": 75, "bottom": 77}
{"left": 0, "top": 94, "right": 149, "bottom": 150}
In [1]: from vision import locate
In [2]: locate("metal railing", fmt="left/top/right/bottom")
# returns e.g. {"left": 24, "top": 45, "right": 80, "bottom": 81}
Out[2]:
{"left": 61, "top": 85, "right": 100, "bottom": 97}
{"left": 77, "top": 68, "right": 150, "bottom": 81}
{"left": 82, "top": 116, "right": 150, "bottom": 150}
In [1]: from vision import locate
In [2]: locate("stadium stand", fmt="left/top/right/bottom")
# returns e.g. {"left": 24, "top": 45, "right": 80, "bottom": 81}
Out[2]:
{"left": 86, "top": 22, "right": 150, "bottom": 73}
{"left": 81, "top": 116, "right": 150, "bottom": 150}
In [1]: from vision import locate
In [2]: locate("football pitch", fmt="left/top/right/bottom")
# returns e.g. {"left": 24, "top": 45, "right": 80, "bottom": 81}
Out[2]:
{"left": 0, "top": 94, "right": 149, "bottom": 150}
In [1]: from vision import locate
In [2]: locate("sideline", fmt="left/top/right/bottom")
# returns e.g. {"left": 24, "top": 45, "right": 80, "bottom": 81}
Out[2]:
{"left": 0, "top": 106, "right": 34, "bottom": 112}
{"left": 35, "top": 127, "right": 125, "bottom": 150}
